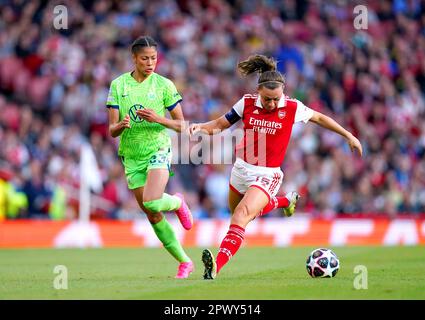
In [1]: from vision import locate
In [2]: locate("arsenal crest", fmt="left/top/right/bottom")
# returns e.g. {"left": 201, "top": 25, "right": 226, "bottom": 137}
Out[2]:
{"left": 278, "top": 110, "right": 286, "bottom": 119}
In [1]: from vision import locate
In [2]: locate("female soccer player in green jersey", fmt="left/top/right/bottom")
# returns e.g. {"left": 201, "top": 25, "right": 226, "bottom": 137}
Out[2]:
{"left": 106, "top": 36, "right": 194, "bottom": 279}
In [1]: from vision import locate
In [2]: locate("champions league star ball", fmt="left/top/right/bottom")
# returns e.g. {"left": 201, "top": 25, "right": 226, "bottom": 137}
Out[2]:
{"left": 306, "top": 248, "right": 340, "bottom": 278}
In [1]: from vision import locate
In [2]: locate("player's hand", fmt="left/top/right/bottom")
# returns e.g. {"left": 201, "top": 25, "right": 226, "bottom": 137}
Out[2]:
{"left": 187, "top": 123, "right": 202, "bottom": 136}
{"left": 121, "top": 114, "right": 131, "bottom": 129}
{"left": 136, "top": 108, "right": 161, "bottom": 123}
{"left": 346, "top": 133, "right": 363, "bottom": 156}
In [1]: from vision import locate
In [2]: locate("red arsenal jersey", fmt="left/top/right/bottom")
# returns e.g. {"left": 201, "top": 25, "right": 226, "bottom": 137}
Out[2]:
{"left": 228, "top": 94, "right": 314, "bottom": 167}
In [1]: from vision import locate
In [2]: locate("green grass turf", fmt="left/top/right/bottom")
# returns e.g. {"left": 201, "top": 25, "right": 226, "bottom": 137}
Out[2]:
{"left": 0, "top": 246, "right": 424, "bottom": 300}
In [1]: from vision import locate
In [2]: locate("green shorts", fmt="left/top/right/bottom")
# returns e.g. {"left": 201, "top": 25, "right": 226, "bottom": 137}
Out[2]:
{"left": 121, "top": 147, "right": 173, "bottom": 190}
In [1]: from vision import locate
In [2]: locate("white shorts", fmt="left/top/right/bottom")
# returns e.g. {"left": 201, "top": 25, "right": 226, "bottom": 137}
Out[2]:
{"left": 229, "top": 158, "right": 284, "bottom": 200}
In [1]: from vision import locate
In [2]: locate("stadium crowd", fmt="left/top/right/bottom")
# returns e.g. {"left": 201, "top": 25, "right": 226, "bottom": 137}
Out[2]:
{"left": 0, "top": 0, "right": 424, "bottom": 220}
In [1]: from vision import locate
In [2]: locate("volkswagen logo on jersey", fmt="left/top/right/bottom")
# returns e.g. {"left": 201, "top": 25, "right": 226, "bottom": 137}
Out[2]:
{"left": 129, "top": 104, "right": 145, "bottom": 122}
{"left": 278, "top": 110, "right": 286, "bottom": 119}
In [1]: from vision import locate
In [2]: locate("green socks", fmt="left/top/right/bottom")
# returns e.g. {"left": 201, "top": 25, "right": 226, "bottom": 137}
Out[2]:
{"left": 145, "top": 195, "right": 189, "bottom": 263}
{"left": 143, "top": 193, "right": 182, "bottom": 213}
{"left": 151, "top": 216, "right": 190, "bottom": 263}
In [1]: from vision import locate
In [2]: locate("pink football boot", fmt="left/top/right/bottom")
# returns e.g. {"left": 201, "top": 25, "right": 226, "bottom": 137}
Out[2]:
{"left": 174, "top": 193, "right": 193, "bottom": 230}
{"left": 175, "top": 261, "right": 194, "bottom": 279}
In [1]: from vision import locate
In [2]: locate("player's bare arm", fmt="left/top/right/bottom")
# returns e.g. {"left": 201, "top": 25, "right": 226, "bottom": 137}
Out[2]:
{"left": 108, "top": 108, "right": 130, "bottom": 137}
{"left": 309, "top": 110, "right": 363, "bottom": 156}
{"left": 136, "top": 103, "right": 186, "bottom": 132}
{"left": 188, "top": 115, "right": 232, "bottom": 136}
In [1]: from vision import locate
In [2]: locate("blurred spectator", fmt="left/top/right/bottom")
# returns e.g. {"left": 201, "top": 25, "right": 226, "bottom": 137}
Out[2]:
{"left": 0, "top": 167, "right": 28, "bottom": 220}
{"left": 22, "top": 160, "right": 51, "bottom": 218}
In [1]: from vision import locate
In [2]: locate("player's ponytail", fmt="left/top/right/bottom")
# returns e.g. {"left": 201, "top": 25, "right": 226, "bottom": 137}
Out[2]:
{"left": 238, "top": 54, "right": 277, "bottom": 75}
{"left": 237, "top": 54, "right": 285, "bottom": 90}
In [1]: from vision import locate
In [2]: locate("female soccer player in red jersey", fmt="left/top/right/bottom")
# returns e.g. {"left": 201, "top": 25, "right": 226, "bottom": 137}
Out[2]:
{"left": 188, "top": 55, "right": 363, "bottom": 280}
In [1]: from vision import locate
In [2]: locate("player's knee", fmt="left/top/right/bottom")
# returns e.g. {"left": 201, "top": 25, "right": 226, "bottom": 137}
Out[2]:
{"left": 232, "top": 203, "right": 251, "bottom": 225}
{"left": 143, "top": 199, "right": 162, "bottom": 213}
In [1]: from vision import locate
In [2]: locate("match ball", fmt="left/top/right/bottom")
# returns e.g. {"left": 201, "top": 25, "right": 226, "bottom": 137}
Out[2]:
{"left": 306, "top": 248, "right": 340, "bottom": 278}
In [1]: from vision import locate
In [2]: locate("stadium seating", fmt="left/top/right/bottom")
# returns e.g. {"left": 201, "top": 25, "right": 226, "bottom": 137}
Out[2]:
{"left": 0, "top": 0, "right": 424, "bottom": 220}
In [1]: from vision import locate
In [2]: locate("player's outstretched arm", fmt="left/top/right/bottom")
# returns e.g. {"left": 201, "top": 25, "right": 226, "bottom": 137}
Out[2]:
{"left": 136, "top": 104, "right": 186, "bottom": 132}
{"left": 109, "top": 108, "right": 130, "bottom": 137}
{"left": 309, "top": 110, "right": 363, "bottom": 156}
{"left": 188, "top": 115, "right": 232, "bottom": 136}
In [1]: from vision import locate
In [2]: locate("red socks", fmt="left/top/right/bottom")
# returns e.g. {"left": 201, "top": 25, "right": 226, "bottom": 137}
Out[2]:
{"left": 215, "top": 197, "right": 290, "bottom": 274}
{"left": 259, "top": 196, "right": 289, "bottom": 216}
{"left": 216, "top": 224, "right": 245, "bottom": 274}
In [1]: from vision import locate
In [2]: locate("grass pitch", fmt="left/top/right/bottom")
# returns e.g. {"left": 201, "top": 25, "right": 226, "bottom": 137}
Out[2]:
{"left": 0, "top": 246, "right": 424, "bottom": 300}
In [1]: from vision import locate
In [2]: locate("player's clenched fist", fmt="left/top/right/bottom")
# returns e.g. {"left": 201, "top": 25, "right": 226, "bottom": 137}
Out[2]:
{"left": 121, "top": 114, "right": 131, "bottom": 129}
{"left": 136, "top": 108, "right": 161, "bottom": 123}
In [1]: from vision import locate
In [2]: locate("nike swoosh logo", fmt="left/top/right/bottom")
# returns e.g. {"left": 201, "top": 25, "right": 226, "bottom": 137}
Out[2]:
{"left": 122, "top": 94, "right": 129, "bottom": 97}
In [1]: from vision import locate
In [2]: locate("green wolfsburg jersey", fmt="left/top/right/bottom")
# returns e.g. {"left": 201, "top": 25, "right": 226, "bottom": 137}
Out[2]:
{"left": 106, "top": 72, "right": 182, "bottom": 159}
